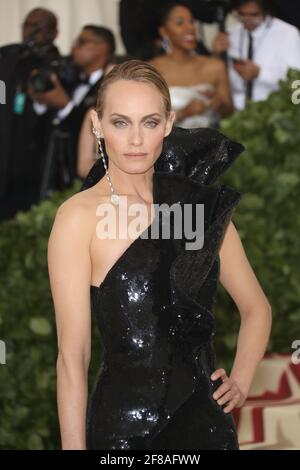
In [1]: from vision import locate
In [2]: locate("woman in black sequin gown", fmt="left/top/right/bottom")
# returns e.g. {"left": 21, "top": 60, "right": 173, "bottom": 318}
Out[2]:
{"left": 48, "top": 61, "right": 272, "bottom": 450}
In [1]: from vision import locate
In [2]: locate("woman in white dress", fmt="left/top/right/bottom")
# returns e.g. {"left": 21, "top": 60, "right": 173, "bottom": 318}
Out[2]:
{"left": 149, "top": 1, "right": 234, "bottom": 128}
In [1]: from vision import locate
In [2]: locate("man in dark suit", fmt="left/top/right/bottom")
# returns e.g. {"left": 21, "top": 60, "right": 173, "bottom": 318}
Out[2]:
{"left": 0, "top": 8, "right": 60, "bottom": 221}
{"left": 30, "top": 25, "right": 115, "bottom": 198}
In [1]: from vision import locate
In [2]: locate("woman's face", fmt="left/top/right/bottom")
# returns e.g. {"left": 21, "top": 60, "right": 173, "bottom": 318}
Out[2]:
{"left": 159, "top": 5, "right": 197, "bottom": 52}
{"left": 91, "top": 79, "right": 175, "bottom": 175}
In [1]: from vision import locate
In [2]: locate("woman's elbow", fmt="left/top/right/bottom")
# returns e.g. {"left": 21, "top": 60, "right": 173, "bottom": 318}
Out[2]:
{"left": 260, "top": 293, "right": 272, "bottom": 318}
{"left": 255, "top": 298, "right": 272, "bottom": 327}
{"left": 56, "top": 349, "right": 90, "bottom": 377}
{"left": 265, "top": 299, "right": 273, "bottom": 325}
{"left": 241, "top": 295, "right": 272, "bottom": 324}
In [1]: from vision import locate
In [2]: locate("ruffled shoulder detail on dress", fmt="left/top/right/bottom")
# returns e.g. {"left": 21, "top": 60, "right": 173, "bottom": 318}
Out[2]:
{"left": 148, "top": 172, "right": 243, "bottom": 421}
{"left": 148, "top": 127, "right": 244, "bottom": 312}
{"left": 155, "top": 126, "right": 244, "bottom": 184}
{"left": 152, "top": 171, "right": 242, "bottom": 303}
{"left": 171, "top": 181, "right": 242, "bottom": 302}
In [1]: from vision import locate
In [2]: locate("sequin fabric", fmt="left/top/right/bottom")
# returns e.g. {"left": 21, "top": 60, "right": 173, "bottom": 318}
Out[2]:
{"left": 80, "top": 127, "right": 245, "bottom": 450}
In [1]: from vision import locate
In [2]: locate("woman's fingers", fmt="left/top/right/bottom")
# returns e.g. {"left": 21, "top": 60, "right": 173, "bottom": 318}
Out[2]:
{"left": 216, "top": 389, "right": 233, "bottom": 406}
{"left": 210, "top": 369, "right": 245, "bottom": 413}
{"left": 211, "top": 370, "right": 243, "bottom": 412}
{"left": 223, "top": 395, "right": 240, "bottom": 413}
{"left": 211, "top": 369, "right": 241, "bottom": 413}
{"left": 211, "top": 368, "right": 227, "bottom": 381}
{"left": 212, "top": 380, "right": 232, "bottom": 400}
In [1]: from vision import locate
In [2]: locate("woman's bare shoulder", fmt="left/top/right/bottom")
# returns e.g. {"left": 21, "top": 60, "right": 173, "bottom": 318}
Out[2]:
{"left": 58, "top": 179, "right": 110, "bottom": 214}
{"left": 149, "top": 54, "right": 163, "bottom": 64}
{"left": 56, "top": 189, "right": 93, "bottom": 220}
{"left": 195, "top": 54, "right": 225, "bottom": 71}
{"left": 49, "top": 186, "right": 102, "bottom": 245}
{"left": 149, "top": 55, "right": 169, "bottom": 70}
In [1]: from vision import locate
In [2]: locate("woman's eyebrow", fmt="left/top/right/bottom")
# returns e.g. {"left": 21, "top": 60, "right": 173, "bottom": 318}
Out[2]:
{"left": 109, "top": 113, "right": 162, "bottom": 121}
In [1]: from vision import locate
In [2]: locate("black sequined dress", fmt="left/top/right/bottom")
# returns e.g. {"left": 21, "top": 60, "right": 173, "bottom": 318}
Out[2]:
{"left": 80, "top": 127, "right": 244, "bottom": 450}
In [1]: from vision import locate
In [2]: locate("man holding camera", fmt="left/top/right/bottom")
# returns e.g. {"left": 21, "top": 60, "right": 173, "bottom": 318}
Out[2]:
{"left": 0, "top": 13, "right": 115, "bottom": 221}
{"left": 29, "top": 25, "right": 115, "bottom": 198}
{"left": 0, "top": 8, "right": 61, "bottom": 221}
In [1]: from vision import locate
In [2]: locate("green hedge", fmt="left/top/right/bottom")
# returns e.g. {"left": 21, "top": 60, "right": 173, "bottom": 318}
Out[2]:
{"left": 1, "top": 69, "right": 300, "bottom": 449}
{"left": 216, "top": 68, "right": 300, "bottom": 358}
{"left": 0, "top": 182, "right": 102, "bottom": 449}
{"left": 0, "top": 183, "right": 79, "bottom": 449}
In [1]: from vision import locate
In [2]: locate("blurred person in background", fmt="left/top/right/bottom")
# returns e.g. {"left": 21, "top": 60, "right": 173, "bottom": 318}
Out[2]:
{"left": 212, "top": 0, "right": 300, "bottom": 109}
{"left": 149, "top": 1, "right": 234, "bottom": 129}
{"left": 0, "top": 7, "right": 59, "bottom": 59}
{"left": 29, "top": 25, "right": 116, "bottom": 194}
{"left": 0, "top": 8, "right": 60, "bottom": 221}
{"left": 119, "top": 0, "right": 231, "bottom": 60}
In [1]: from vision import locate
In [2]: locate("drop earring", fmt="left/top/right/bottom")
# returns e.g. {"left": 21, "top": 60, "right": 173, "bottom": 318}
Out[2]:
{"left": 92, "top": 126, "right": 120, "bottom": 206}
{"left": 162, "top": 37, "right": 172, "bottom": 54}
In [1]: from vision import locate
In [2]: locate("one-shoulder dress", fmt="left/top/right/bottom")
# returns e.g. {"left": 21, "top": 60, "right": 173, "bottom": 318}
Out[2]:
{"left": 80, "top": 127, "right": 245, "bottom": 450}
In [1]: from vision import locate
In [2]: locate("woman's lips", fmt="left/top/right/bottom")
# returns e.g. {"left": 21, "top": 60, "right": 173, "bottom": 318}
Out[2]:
{"left": 124, "top": 153, "right": 148, "bottom": 158}
{"left": 183, "top": 35, "right": 196, "bottom": 44}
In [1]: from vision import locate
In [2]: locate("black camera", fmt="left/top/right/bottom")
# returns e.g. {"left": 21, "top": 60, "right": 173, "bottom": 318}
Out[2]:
{"left": 14, "top": 39, "right": 80, "bottom": 95}
{"left": 28, "top": 56, "right": 81, "bottom": 95}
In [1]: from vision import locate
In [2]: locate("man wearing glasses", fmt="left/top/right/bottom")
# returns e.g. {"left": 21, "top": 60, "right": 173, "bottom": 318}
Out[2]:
{"left": 213, "top": 0, "right": 300, "bottom": 110}
{"left": 31, "top": 25, "right": 115, "bottom": 132}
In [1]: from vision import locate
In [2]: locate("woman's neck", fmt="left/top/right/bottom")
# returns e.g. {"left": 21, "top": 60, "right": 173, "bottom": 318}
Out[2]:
{"left": 168, "top": 47, "right": 196, "bottom": 64}
{"left": 101, "top": 166, "right": 155, "bottom": 204}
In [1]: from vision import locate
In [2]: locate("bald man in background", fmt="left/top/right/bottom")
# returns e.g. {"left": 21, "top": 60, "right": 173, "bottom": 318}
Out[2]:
{"left": 0, "top": 8, "right": 61, "bottom": 220}
{"left": 0, "top": 7, "right": 59, "bottom": 58}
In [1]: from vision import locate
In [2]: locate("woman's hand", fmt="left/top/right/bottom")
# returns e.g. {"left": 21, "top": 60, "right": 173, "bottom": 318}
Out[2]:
{"left": 176, "top": 99, "right": 208, "bottom": 122}
{"left": 211, "top": 368, "right": 247, "bottom": 413}
{"left": 212, "top": 32, "right": 230, "bottom": 56}
{"left": 233, "top": 59, "right": 260, "bottom": 81}
{"left": 202, "top": 88, "right": 223, "bottom": 113}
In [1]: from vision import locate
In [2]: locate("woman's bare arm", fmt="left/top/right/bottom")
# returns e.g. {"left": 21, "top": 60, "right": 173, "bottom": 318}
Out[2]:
{"left": 77, "top": 109, "right": 96, "bottom": 179}
{"left": 213, "top": 58, "right": 234, "bottom": 118}
{"left": 48, "top": 197, "right": 92, "bottom": 449}
{"left": 216, "top": 221, "right": 272, "bottom": 407}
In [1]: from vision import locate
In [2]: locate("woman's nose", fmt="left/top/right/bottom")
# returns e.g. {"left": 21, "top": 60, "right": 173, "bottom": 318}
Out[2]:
{"left": 129, "top": 126, "right": 143, "bottom": 145}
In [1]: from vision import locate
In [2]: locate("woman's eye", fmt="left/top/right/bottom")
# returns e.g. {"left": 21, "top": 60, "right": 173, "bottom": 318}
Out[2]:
{"left": 112, "top": 120, "right": 159, "bottom": 128}
{"left": 113, "top": 120, "right": 127, "bottom": 127}
{"left": 145, "top": 121, "right": 159, "bottom": 128}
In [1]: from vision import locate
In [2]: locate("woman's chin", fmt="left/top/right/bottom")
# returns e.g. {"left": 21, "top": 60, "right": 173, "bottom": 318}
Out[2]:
{"left": 121, "top": 163, "right": 154, "bottom": 175}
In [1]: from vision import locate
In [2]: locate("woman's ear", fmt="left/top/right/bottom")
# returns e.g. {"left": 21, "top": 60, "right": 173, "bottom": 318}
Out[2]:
{"left": 90, "top": 109, "right": 102, "bottom": 134}
{"left": 164, "top": 110, "right": 176, "bottom": 137}
{"left": 158, "top": 26, "right": 167, "bottom": 40}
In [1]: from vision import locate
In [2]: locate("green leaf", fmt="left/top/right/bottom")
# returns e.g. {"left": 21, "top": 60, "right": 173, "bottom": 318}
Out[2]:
{"left": 29, "top": 317, "right": 52, "bottom": 336}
